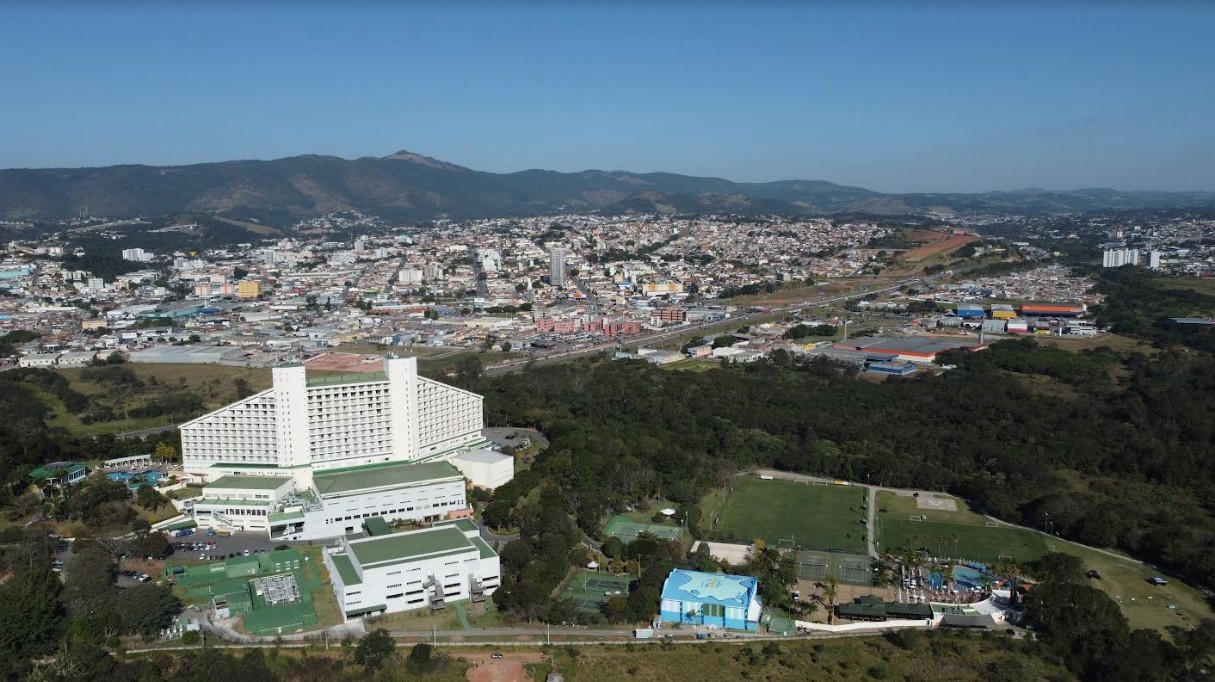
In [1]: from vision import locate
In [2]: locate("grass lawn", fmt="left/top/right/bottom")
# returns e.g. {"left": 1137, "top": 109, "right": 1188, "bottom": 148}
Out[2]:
{"left": 48, "top": 363, "right": 273, "bottom": 436}
{"left": 875, "top": 491, "right": 1049, "bottom": 563}
{"left": 1038, "top": 332, "right": 1155, "bottom": 354}
{"left": 876, "top": 491, "right": 1215, "bottom": 632}
{"left": 658, "top": 359, "right": 721, "bottom": 372}
{"left": 710, "top": 477, "right": 867, "bottom": 554}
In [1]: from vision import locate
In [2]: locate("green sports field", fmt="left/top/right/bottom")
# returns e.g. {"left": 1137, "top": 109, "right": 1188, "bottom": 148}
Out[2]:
{"left": 874, "top": 491, "right": 1051, "bottom": 563}
{"left": 710, "top": 477, "right": 867, "bottom": 554}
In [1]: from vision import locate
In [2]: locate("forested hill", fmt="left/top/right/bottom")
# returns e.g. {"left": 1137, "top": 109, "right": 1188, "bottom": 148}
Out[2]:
{"left": 474, "top": 306, "right": 1215, "bottom": 590}
{"left": 2, "top": 151, "right": 1214, "bottom": 223}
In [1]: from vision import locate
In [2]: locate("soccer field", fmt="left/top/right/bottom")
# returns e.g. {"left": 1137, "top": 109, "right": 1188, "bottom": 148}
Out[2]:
{"left": 711, "top": 477, "right": 867, "bottom": 554}
{"left": 877, "top": 518, "right": 1051, "bottom": 564}
{"left": 873, "top": 491, "right": 1052, "bottom": 563}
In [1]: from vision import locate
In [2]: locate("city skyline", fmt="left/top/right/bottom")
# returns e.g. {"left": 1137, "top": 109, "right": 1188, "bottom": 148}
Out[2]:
{"left": 2, "top": 4, "right": 1213, "bottom": 192}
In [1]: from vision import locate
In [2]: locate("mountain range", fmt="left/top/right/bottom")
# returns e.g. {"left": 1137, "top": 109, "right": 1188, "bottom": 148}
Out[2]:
{"left": 1, "top": 151, "right": 1212, "bottom": 225}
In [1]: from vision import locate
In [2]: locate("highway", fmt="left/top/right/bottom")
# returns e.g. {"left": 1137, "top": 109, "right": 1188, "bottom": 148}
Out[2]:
{"left": 484, "top": 278, "right": 919, "bottom": 376}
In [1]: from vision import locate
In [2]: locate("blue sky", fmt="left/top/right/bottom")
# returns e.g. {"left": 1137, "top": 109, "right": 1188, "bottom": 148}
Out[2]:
{"left": 1, "top": 3, "right": 1212, "bottom": 192}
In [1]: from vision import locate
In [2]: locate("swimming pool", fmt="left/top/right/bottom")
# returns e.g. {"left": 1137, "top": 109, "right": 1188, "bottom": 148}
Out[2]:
{"left": 953, "top": 565, "right": 986, "bottom": 590}
{"left": 106, "top": 470, "right": 163, "bottom": 487}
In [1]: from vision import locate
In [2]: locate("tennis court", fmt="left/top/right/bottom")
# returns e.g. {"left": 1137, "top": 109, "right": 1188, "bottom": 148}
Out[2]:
{"left": 560, "top": 571, "right": 633, "bottom": 613}
{"left": 795, "top": 551, "right": 874, "bottom": 586}
{"left": 604, "top": 515, "right": 684, "bottom": 542}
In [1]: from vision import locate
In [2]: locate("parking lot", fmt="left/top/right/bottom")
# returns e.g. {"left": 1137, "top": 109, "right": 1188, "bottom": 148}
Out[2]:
{"left": 167, "top": 528, "right": 299, "bottom": 563}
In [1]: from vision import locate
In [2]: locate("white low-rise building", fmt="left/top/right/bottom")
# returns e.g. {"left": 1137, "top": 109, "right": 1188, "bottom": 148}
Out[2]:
{"left": 192, "top": 460, "right": 470, "bottom": 541}
{"left": 323, "top": 520, "right": 500, "bottom": 619}
{"left": 450, "top": 449, "right": 514, "bottom": 490}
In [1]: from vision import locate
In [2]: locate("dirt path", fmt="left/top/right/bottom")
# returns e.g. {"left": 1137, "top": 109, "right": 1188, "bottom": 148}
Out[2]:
{"left": 463, "top": 651, "right": 545, "bottom": 682}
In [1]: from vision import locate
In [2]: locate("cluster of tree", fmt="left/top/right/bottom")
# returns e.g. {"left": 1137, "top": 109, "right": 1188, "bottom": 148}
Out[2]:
{"left": 1092, "top": 267, "right": 1215, "bottom": 354}
{"left": 718, "top": 281, "right": 779, "bottom": 299}
{"left": 482, "top": 303, "right": 533, "bottom": 314}
{"left": 492, "top": 485, "right": 582, "bottom": 622}
{"left": 0, "top": 329, "right": 40, "bottom": 357}
{"left": 781, "top": 323, "right": 838, "bottom": 339}
{"left": 1024, "top": 552, "right": 1215, "bottom": 681}
{"left": 472, "top": 334, "right": 1215, "bottom": 590}
{"left": 0, "top": 539, "right": 180, "bottom": 679}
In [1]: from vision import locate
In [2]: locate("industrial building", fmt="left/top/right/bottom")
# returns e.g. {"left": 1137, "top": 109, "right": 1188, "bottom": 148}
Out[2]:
{"left": 323, "top": 520, "right": 499, "bottom": 619}
{"left": 989, "top": 304, "right": 1016, "bottom": 320}
{"left": 955, "top": 303, "right": 986, "bottom": 319}
{"left": 834, "top": 337, "right": 982, "bottom": 364}
{"left": 659, "top": 569, "right": 762, "bottom": 631}
{"left": 1019, "top": 303, "right": 1085, "bottom": 317}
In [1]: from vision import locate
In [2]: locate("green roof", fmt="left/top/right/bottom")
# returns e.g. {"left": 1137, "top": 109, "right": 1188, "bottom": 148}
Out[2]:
{"left": 313, "top": 461, "right": 461, "bottom": 497}
{"left": 363, "top": 517, "right": 391, "bottom": 536}
{"left": 164, "top": 519, "right": 198, "bottom": 531}
{"left": 331, "top": 554, "right": 362, "bottom": 585}
{"left": 434, "top": 518, "right": 478, "bottom": 533}
{"left": 349, "top": 527, "right": 474, "bottom": 568}
{"left": 470, "top": 535, "right": 497, "bottom": 560}
{"left": 29, "top": 462, "right": 86, "bottom": 479}
{"left": 268, "top": 510, "right": 305, "bottom": 523}
{"left": 207, "top": 475, "right": 291, "bottom": 491}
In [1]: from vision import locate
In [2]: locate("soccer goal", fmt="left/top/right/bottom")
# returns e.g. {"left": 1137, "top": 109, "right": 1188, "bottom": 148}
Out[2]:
{"left": 985, "top": 521, "right": 1000, "bottom": 528}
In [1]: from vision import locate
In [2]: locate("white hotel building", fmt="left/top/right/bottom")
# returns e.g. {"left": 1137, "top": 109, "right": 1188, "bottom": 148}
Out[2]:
{"left": 179, "top": 357, "right": 510, "bottom": 541}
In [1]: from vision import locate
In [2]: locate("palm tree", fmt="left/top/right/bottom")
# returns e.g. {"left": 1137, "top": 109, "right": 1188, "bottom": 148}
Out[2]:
{"left": 951, "top": 532, "right": 960, "bottom": 559}
{"left": 823, "top": 575, "right": 839, "bottom": 607}
{"left": 979, "top": 571, "right": 994, "bottom": 597}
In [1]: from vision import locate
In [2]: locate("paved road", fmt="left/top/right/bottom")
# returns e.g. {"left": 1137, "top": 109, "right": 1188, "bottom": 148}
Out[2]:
{"left": 117, "top": 423, "right": 181, "bottom": 440}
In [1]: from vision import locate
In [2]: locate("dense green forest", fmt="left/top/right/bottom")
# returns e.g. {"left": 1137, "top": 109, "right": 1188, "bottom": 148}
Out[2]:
{"left": 463, "top": 269, "right": 1215, "bottom": 678}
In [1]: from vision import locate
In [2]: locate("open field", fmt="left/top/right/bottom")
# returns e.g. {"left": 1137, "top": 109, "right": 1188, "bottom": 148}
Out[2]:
{"left": 875, "top": 491, "right": 1049, "bottom": 563}
{"left": 899, "top": 231, "right": 980, "bottom": 262}
{"left": 47, "top": 363, "right": 273, "bottom": 436}
{"left": 709, "top": 477, "right": 867, "bottom": 554}
{"left": 1037, "top": 332, "right": 1155, "bottom": 354}
{"left": 876, "top": 491, "right": 1215, "bottom": 632}
{"left": 59, "top": 363, "right": 272, "bottom": 393}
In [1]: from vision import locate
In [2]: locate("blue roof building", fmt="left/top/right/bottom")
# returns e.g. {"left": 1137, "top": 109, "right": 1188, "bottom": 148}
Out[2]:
{"left": 659, "top": 569, "right": 761, "bottom": 631}
{"left": 956, "top": 303, "right": 986, "bottom": 319}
